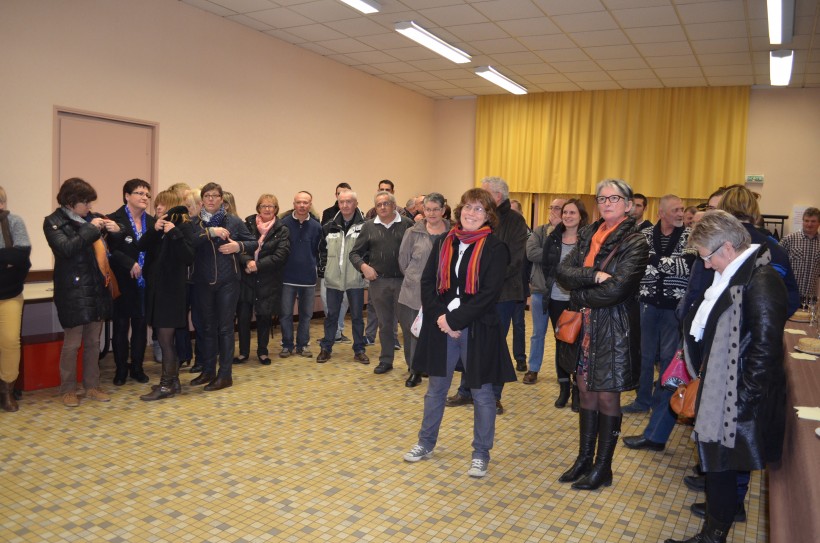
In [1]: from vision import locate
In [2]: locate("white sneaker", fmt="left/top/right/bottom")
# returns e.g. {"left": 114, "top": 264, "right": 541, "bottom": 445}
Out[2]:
{"left": 403, "top": 444, "right": 433, "bottom": 463}
{"left": 467, "top": 458, "right": 488, "bottom": 477}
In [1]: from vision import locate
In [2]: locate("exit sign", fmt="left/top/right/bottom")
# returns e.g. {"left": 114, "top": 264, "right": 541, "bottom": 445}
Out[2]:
{"left": 746, "top": 175, "right": 764, "bottom": 183}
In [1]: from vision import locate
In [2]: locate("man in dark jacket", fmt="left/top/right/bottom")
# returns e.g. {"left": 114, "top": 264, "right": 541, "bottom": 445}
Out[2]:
{"left": 447, "top": 177, "right": 527, "bottom": 414}
{"left": 189, "top": 183, "right": 256, "bottom": 391}
{"left": 350, "top": 191, "right": 413, "bottom": 374}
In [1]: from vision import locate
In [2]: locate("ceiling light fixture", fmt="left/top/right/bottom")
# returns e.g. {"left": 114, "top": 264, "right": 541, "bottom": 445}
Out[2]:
{"left": 394, "top": 21, "right": 471, "bottom": 64}
{"left": 475, "top": 66, "right": 527, "bottom": 95}
{"left": 770, "top": 50, "right": 794, "bottom": 86}
{"left": 338, "top": 0, "right": 380, "bottom": 14}
{"left": 767, "top": 0, "right": 794, "bottom": 44}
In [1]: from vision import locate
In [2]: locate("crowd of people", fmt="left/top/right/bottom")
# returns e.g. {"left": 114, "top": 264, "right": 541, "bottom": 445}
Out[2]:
{"left": 1, "top": 175, "right": 818, "bottom": 542}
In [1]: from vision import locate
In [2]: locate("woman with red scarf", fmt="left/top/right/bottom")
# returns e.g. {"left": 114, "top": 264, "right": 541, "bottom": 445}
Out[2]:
{"left": 556, "top": 179, "right": 649, "bottom": 490}
{"left": 403, "top": 188, "right": 515, "bottom": 478}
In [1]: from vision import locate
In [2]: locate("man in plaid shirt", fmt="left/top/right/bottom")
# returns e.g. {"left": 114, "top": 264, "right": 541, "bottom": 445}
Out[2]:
{"left": 780, "top": 207, "right": 820, "bottom": 299}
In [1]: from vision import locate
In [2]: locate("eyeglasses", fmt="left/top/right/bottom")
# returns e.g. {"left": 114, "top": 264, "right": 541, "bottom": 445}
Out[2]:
{"left": 203, "top": 193, "right": 222, "bottom": 200}
{"left": 375, "top": 202, "right": 393, "bottom": 208}
{"left": 462, "top": 204, "right": 487, "bottom": 215}
{"left": 700, "top": 244, "right": 723, "bottom": 263}
{"left": 424, "top": 207, "right": 442, "bottom": 214}
{"left": 595, "top": 195, "right": 626, "bottom": 204}
{"left": 131, "top": 191, "right": 151, "bottom": 198}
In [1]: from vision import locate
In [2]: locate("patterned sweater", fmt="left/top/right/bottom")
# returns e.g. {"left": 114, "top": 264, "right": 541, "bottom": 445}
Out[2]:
{"left": 638, "top": 224, "right": 696, "bottom": 310}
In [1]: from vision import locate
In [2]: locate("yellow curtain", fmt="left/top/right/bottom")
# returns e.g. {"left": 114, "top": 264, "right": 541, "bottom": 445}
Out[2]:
{"left": 475, "top": 87, "right": 749, "bottom": 200}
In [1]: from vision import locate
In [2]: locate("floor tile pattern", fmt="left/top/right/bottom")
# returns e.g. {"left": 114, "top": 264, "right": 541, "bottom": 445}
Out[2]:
{"left": 1, "top": 315, "right": 767, "bottom": 542}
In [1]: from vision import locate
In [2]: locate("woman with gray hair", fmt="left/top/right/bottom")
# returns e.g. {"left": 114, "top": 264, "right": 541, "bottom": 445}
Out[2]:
{"left": 664, "top": 210, "right": 787, "bottom": 543}
{"left": 397, "top": 193, "right": 450, "bottom": 387}
{"left": 556, "top": 179, "right": 649, "bottom": 490}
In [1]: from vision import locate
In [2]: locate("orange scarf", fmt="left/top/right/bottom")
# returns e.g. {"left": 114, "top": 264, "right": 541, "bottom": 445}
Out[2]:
{"left": 584, "top": 217, "right": 627, "bottom": 267}
{"left": 93, "top": 238, "right": 120, "bottom": 299}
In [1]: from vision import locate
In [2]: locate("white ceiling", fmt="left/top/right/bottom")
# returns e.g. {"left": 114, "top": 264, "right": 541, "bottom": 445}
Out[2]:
{"left": 181, "top": 0, "right": 820, "bottom": 98}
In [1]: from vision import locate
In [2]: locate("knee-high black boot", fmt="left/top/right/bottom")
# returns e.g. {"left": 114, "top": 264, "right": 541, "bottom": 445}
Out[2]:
{"left": 664, "top": 514, "right": 732, "bottom": 543}
{"left": 558, "top": 408, "right": 598, "bottom": 483}
{"left": 570, "top": 377, "right": 580, "bottom": 413}
{"left": 572, "top": 412, "right": 621, "bottom": 490}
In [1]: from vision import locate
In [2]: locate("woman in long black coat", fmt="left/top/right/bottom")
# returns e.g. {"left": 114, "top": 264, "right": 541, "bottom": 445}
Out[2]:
{"left": 403, "top": 188, "right": 515, "bottom": 479}
{"left": 237, "top": 194, "right": 290, "bottom": 365}
{"left": 556, "top": 179, "right": 649, "bottom": 491}
{"left": 665, "top": 211, "right": 787, "bottom": 543}
{"left": 140, "top": 192, "right": 195, "bottom": 401}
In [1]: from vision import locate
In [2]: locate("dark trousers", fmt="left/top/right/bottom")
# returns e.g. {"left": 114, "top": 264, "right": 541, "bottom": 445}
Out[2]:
{"left": 457, "top": 300, "right": 516, "bottom": 401}
{"left": 195, "top": 280, "right": 240, "bottom": 377}
{"left": 237, "top": 301, "right": 274, "bottom": 358}
{"left": 174, "top": 283, "right": 194, "bottom": 362}
{"left": 512, "top": 300, "right": 526, "bottom": 362}
{"left": 112, "top": 315, "right": 147, "bottom": 372}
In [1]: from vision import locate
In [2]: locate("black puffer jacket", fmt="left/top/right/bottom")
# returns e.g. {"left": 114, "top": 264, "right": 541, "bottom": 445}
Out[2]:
{"left": 540, "top": 222, "right": 565, "bottom": 293}
{"left": 557, "top": 217, "right": 649, "bottom": 392}
{"left": 43, "top": 208, "right": 116, "bottom": 328}
{"left": 683, "top": 245, "right": 787, "bottom": 470}
{"left": 239, "top": 215, "right": 290, "bottom": 316}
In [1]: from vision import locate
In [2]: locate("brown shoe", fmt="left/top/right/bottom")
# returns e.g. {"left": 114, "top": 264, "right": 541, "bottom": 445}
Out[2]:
{"left": 353, "top": 352, "right": 370, "bottom": 364}
{"left": 316, "top": 349, "right": 332, "bottom": 363}
{"left": 445, "top": 394, "right": 473, "bottom": 407}
{"left": 203, "top": 375, "right": 232, "bottom": 391}
{"left": 85, "top": 388, "right": 111, "bottom": 402}
{"left": 62, "top": 392, "right": 80, "bottom": 407}
{"left": 523, "top": 371, "right": 538, "bottom": 384}
{"left": 190, "top": 372, "right": 215, "bottom": 386}
{"left": 1, "top": 380, "right": 19, "bottom": 412}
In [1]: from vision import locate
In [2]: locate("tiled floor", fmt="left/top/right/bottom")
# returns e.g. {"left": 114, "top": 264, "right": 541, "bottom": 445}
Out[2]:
{"left": 2, "top": 315, "right": 767, "bottom": 542}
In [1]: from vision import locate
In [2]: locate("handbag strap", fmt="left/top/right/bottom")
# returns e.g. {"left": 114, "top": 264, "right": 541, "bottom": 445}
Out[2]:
{"left": 598, "top": 232, "right": 639, "bottom": 271}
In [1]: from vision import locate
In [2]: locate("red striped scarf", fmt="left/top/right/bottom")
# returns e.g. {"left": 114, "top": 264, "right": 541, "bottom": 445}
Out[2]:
{"left": 437, "top": 226, "right": 491, "bottom": 295}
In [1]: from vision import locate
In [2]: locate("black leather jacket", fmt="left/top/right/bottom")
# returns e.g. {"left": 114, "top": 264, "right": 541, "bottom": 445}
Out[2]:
{"left": 557, "top": 217, "right": 649, "bottom": 391}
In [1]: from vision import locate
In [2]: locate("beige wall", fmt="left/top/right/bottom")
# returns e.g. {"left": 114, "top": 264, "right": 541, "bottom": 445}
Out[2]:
{"left": 746, "top": 88, "right": 820, "bottom": 235}
{"left": 0, "top": 0, "right": 439, "bottom": 268}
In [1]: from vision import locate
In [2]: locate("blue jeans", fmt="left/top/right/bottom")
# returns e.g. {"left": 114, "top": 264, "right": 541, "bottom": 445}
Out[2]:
{"left": 280, "top": 284, "right": 315, "bottom": 351}
{"left": 418, "top": 329, "right": 497, "bottom": 462}
{"left": 640, "top": 305, "right": 681, "bottom": 442}
{"left": 195, "top": 280, "right": 240, "bottom": 377}
{"left": 512, "top": 300, "right": 526, "bottom": 362}
{"left": 527, "top": 293, "right": 570, "bottom": 377}
{"left": 320, "top": 279, "right": 348, "bottom": 339}
{"left": 320, "top": 288, "right": 365, "bottom": 354}
{"left": 457, "top": 300, "right": 515, "bottom": 401}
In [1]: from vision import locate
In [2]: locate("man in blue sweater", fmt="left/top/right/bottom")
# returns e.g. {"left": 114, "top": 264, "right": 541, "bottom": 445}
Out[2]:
{"left": 279, "top": 191, "right": 323, "bottom": 358}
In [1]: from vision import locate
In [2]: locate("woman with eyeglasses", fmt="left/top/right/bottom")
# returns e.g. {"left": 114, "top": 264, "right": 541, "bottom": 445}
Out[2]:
{"left": 108, "top": 179, "right": 156, "bottom": 386}
{"left": 397, "top": 192, "right": 450, "bottom": 387}
{"left": 236, "top": 195, "right": 290, "bottom": 365}
{"left": 556, "top": 179, "right": 649, "bottom": 490}
{"left": 403, "top": 188, "right": 515, "bottom": 478}
{"left": 664, "top": 210, "right": 787, "bottom": 543}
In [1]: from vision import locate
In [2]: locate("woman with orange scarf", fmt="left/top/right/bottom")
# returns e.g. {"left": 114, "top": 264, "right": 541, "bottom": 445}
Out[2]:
{"left": 556, "top": 179, "right": 649, "bottom": 490}
{"left": 403, "top": 188, "right": 516, "bottom": 478}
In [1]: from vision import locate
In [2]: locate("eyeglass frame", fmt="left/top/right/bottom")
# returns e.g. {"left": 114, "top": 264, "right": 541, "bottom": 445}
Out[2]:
{"left": 595, "top": 195, "right": 627, "bottom": 205}
{"left": 700, "top": 243, "right": 724, "bottom": 263}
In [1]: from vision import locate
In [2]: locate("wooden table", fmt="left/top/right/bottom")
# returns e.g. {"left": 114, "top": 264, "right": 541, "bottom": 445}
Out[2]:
{"left": 768, "top": 319, "right": 820, "bottom": 543}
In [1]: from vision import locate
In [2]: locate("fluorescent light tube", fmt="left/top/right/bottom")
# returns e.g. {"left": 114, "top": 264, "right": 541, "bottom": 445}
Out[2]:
{"left": 339, "top": 0, "right": 380, "bottom": 14}
{"left": 394, "top": 21, "right": 471, "bottom": 64}
{"left": 770, "top": 50, "right": 793, "bottom": 86}
{"left": 475, "top": 66, "right": 527, "bottom": 95}
{"left": 767, "top": 0, "right": 794, "bottom": 45}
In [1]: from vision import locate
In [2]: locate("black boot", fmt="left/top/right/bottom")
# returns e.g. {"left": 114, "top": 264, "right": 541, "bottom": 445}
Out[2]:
{"left": 572, "top": 413, "right": 621, "bottom": 490}
{"left": 140, "top": 377, "right": 176, "bottom": 401}
{"left": 570, "top": 379, "right": 580, "bottom": 413}
{"left": 1, "top": 380, "right": 19, "bottom": 412}
{"left": 664, "top": 514, "right": 732, "bottom": 543}
{"left": 405, "top": 372, "right": 423, "bottom": 387}
{"left": 555, "top": 380, "right": 570, "bottom": 408}
{"left": 559, "top": 408, "right": 598, "bottom": 483}
{"left": 113, "top": 362, "right": 129, "bottom": 386}
{"left": 130, "top": 360, "right": 149, "bottom": 384}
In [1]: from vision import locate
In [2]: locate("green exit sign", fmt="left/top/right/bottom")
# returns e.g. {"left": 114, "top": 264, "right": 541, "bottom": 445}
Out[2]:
{"left": 746, "top": 175, "right": 764, "bottom": 183}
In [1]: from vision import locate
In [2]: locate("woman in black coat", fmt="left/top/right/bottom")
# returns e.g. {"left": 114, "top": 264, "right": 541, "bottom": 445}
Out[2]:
{"left": 556, "top": 179, "right": 649, "bottom": 491}
{"left": 108, "top": 179, "right": 156, "bottom": 386}
{"left": 665, "top": 211, "right": 787, "bottom": 543}
{"left": 139, "top": 192, "right": 195, "bottom": 401}
{"left": 403, "top": 188, "right": 515, "bottom": 479}
{"left": 43, "top": 178, "right": 122, "bottom": 408}
{"left": 237, "top": 194, "right": 290, "bottom": 365}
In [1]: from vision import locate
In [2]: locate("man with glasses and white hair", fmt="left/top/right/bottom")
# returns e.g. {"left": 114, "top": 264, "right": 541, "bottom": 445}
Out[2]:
{"left": 350, "top": 190, "right": 414, "bottom": 375}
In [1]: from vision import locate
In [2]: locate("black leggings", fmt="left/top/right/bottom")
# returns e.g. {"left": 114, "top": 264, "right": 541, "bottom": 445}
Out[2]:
{"left": 705, "top": 470, "right": 739, "bottom": 524}
{"left": 156, "top": 328, "right": 177, "bottom": 368}
{"left": 577, "top": 370, "right": 620, "bottom": 416}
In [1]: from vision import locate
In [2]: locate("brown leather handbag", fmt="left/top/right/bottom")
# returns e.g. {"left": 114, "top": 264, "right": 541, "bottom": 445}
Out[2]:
{"left": 670, "top": 377, "right": 700, "bottom": 421}
{"left": 554, "top": 310, "right": 582, "bottom": 343}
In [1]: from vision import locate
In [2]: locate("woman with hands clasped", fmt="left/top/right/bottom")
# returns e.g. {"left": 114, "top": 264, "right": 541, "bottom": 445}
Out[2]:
{"left": 556, "top": 179, "right": 649, "bottom": 490}
{"left": 403, "top": 188, "right": 516, "bottom": 478}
